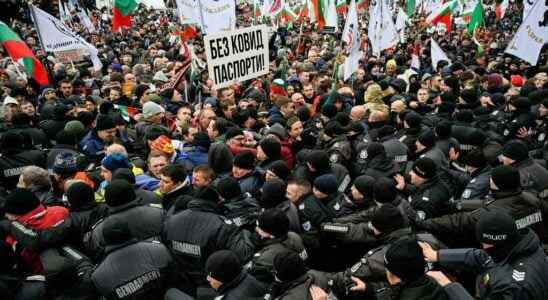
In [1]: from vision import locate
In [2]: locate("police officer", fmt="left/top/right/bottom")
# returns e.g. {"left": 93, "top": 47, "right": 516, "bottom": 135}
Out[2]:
{"left": 500, "top": 140, "right": 548, "bottom": 197}
{"left": 395, "top": 157, "right": 453, "bottom": 219}
{"left": 459, "top": 149, "right": 491, "bottom": 202}
{"left": 320, "top": 122, "right": 351, "bottom": 167}
{"left": 352, "top": 142, "right": 399, "bottom": 179}
{"left": 414, "top": 130, "right": 448, "bottom": 168}
{"left": 328, "top": 205, "right": 443, "bottom": 297}
{"left": 312, "top": 174, "right": 351, "bottom": 217}
{"left": 451, "top": 110, "right": 484, "bottom": 156}
{"left": 396, "top": 111, "right": 422, "bottom": 154}
{"left": 246, "top": 209, "right": 307, "bottom": 284}
{"left": 269, "top": 250, "right": 332, "bottom": 299}
{"left": 418, "top": 166, "right": 547, "bottom": 247}
{"left": 0, "top": 132, "right": 46, "bottom": 190}
{"left": 85, "top": 180, "right": 165, "bottom": 260}
{"left": 88, "top": 219, "right": 176, "bottom": 299}
{"left": 292, "top": 150, "right": 351, "bottom": 193}
{"left": 421, "top": 210, "right": 548, "bottom": 300}
{"left": 377, "top": 125, "right": 409, "bottom": 173}
{"left": 204, "top": 250, "right": 266, "bottom": 299}
{"left": 163, "top": 186, "right": 257, "bottom": 295}
{"left": 286, "top": 178, "right": 333, "bottom": 270}
{"left": 217, "top": 177, "right": 260, "bottom": 228}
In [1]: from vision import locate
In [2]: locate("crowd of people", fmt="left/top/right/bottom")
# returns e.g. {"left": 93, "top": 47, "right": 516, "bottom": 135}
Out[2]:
{"left": 0, "top": 0, "right": 548, "bottom": 299}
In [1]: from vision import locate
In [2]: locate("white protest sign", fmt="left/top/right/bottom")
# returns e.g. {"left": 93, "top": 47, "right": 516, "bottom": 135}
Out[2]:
{"left": 204, "top": 25, "right": 270, "bottom": 89}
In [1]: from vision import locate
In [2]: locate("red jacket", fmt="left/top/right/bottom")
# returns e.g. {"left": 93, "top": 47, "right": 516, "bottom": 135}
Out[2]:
{"left": 6, "top": 205, "right": 69, "bottom": 274}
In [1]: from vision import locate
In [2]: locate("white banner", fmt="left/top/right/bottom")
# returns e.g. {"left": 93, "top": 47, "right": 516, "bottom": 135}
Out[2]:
{"left": 175, "top": 0, "right": 236, "bottom": 34}
{"left": 204, "top": 25, "right": 270, "bottom": 88}
{"left": 506, "top": 0, "right": 547, "bottom": 65}
{"left": 31, "top": 5, "right": 102, "bottom": 71}
{"left": 176, "top": 0, "right": 202, "bottom": 24}
{"left": 201, "top": 0, "right": 236, "bottom": 34}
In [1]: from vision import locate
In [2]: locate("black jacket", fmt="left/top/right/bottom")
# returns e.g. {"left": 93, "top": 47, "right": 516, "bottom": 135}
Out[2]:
{"left": 374, "top": 275, "right": 449, "bottom": 300}
{"left": 512, "top": 158, "right": 548, "bottom": 196}
{"left": 401, "top": 175, "right": 453, "bottom": 219}
{"left": 439, "top": 229, "right": 548, "bottom": 300}
{"left": 269, "top": 271, "right": 331, "bottom": 300}
{"left": 90, "top": 240, "right": 175, "bottom": 300}
{"left": 163, "top": 199, "right": 257, "bottom": 288}
{"left": 0, "top": 274, "right": 47, "bottom": 300}
{"left": 295, "top": 193, "right": 334, "bottom": 251}
{"left": 330, "top": 227, "right": 443, "bottom": 294}
{"left": 84, "top": 201, "right": 165, "bottom": 261}
{"left": 0, "top": 147, "right": 46, "bottom": 190}
{"left": 352, "top": 153, "right": 399, "bottom": 179}
{"left": 214, "top": 272, "right": 266, "bottom": 300}
{"left": 221, "top": 193, "right": 260, "bottom": 228}
{"left": 419, "top": 189, "right": 546, "bottom": 247}
{"left": 247, "top": 232, "right": 307, "bottom": 283}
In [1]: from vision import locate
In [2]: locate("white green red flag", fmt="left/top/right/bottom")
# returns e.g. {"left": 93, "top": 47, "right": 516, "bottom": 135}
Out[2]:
{"left": 426, "top": 0, "right": 458, "bottom": 32}
{"left": 0, "top": 21, "right": 49, "bottom": 85}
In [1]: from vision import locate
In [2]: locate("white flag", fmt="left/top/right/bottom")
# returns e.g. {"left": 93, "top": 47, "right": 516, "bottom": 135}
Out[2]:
{"left": 308, "top": 0, "right": 316, "bottom": 23}
{"left": 430, "top": 38, "right": 451, "bottom": 70}
{"left": 370, "top": 0, "right": 399, "bottom": 56}
{"left": 342, "top": 0, "right": 358, "bottom": 45}
{"left": 176, "top": 0, "right": 201, "bottom": 24}
{"left": 395, "top": 7, "right": 408, "bottom": 42}
{"left": 506, "top": 0, "right": 548, "bottom": 65}
{"left": 523, "top": 0, "right": 535, "bottom": 20}
{"left": 58, "top": 0, "right": 67, "bottom": 22}
{"left": 30, "top": 5, "right": 102, "bottom": 71}
{"left": 78, "top": 9, "right": 96, "bottom": 32}
{"left": 325, "top": 0, "right": 338, "bottom": 30}
{"left": 343, "top": 0, "right": 362, "bottom": 80}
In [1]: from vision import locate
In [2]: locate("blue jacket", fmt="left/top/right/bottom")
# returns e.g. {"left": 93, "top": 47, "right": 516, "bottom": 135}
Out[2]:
{"left": 79, "top": 131, "right": 105, "bottom": 162}
{"left": 176, "top": 146, "right": 209, "bottom": 173}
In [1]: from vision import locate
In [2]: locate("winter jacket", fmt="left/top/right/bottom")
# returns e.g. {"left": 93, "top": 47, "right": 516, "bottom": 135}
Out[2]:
{"left": 246, "top": 232, "right": 307, "bottom": 284}
{"left": 5, "top": 205, "right": 69, "bottom": 274}
{"left": 439, "top": 229, "right": 548, "bottom": 300}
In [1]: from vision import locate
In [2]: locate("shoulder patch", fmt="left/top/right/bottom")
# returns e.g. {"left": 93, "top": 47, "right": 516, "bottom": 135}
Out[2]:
{"left": 512, "top": 269, "right": 525, "bottom": 282}
{"left": 302, "top": 221, "right": 312, "bottom": 232}
{"left": 359, "top": 150, "right": 368, "bottom": 160}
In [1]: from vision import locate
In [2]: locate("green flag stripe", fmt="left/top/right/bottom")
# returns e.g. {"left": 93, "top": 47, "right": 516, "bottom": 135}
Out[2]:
{"left": 114, "top": 0, "right": 138, "bottom": 16}
{"left": 0, "top": 22, "right": 23, "bottom": 43}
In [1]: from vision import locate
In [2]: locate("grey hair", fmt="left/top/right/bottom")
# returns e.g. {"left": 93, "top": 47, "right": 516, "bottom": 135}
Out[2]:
{"left": 21, "top": 166, "right": 51, "bottom": 189}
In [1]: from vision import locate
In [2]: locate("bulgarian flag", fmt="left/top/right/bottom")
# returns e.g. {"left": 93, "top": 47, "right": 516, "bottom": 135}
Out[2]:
{"left": 466, "top": 1, "right": 484, "bottom": 35}
{"left": 356, "top": 0, "right": 367, "bottom": 10}
{"left": 495, "top": 0, "right": 508, "bottom": 20}
{"left": 269, "top": 0, "right": 284, "bottom": 16}
{"left": 406, "top": 0, "right": 416, "bottom": 16}
{"left": 112, "top": 0, "right": 138, "bottom": 32}
{"left": 336, "top": 0, "right": 348, "bottom": 13}
{"left": 114, "top": 104, "right": 139, "bottom": 121}
{"left": 0, "top": 21, "right": 48, "bottom": 85}
{"left": 426, "top": 0, "right": 458, "bottom": 32}
{"left": 311, "top": 0, "right": 327, "bottom": 30}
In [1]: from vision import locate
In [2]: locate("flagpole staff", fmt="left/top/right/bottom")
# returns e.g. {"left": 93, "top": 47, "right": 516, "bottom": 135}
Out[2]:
{"left": 28, "top": 4, "right": 52, "bottom": 83}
